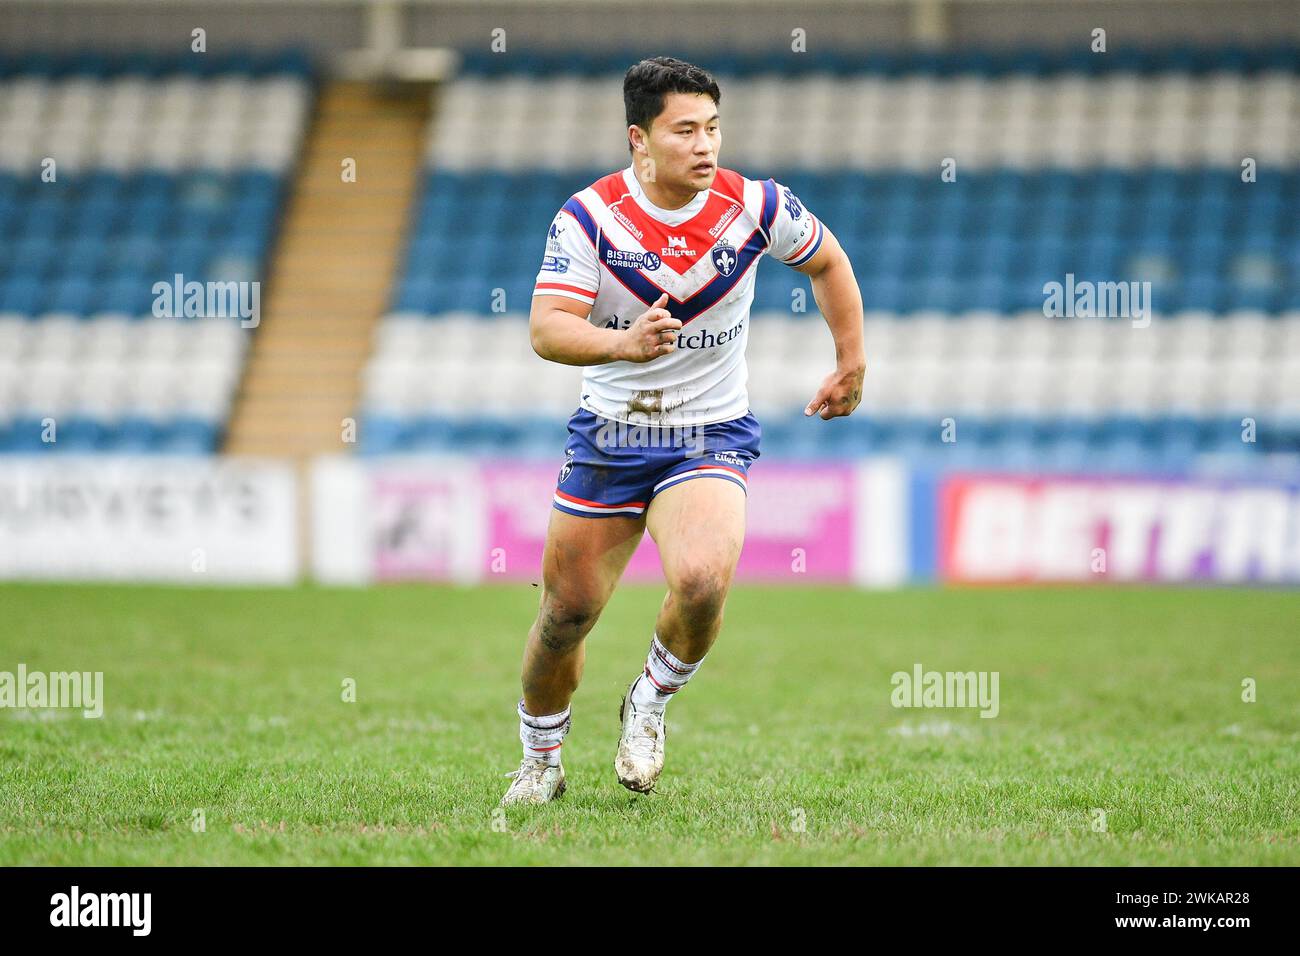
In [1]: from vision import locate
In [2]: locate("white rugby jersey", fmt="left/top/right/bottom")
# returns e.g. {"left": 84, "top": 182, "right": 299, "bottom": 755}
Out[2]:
{"left": 532, "top": 162, "right": 824, "bottom": 426}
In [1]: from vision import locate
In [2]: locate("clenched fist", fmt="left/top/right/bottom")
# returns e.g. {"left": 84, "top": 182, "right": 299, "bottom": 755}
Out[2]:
{"left": 616, "top": 293, "right": 682, "bottom": 363}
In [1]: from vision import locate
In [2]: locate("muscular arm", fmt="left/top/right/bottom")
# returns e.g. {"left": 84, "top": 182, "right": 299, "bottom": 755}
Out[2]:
{"left": 791, "top": 226, "right": 867, "bottom": 419}
{"left": 530, "top": 293, "right": 681, "bottom": 367}
{"left": 529, "top": 295, "right": 624, "bottom": 366}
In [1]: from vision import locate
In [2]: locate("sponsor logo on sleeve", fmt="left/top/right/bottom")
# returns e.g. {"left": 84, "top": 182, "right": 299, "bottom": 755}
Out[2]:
{"left": 792, "top": 217, "right": 814, "bottom": 246}
{"left": 784, "top": 188, "right": 804, "bottom": 220}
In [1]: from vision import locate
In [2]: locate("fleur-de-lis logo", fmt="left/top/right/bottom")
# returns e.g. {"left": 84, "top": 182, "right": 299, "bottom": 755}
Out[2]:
{"left": 712, "top": 243, "right": 737, "bottom": 276}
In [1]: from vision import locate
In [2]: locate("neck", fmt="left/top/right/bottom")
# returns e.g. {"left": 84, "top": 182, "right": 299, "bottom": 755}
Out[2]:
{"left": 634, "top": 162, "right": 697, "bottom": 210}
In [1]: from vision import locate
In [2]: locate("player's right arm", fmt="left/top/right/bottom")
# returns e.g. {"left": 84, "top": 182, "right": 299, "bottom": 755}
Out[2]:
{"left": 530, "top": 293, "right": 682, "bottom": 366}
{"left": 529, "top": 207, "right": 680, "bottom": 365}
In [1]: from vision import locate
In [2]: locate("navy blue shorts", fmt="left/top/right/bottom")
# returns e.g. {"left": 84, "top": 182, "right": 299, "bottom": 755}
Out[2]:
{"left": 552, "top": 407, "right": 762, "bottom": 518}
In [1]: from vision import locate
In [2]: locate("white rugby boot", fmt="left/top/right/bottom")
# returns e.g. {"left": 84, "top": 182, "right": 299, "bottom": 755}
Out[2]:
{"left": 500, "top": 756, "right": 567, "bottom": 806}
{"left": 615, "top": 678, "right": 666, "bottom": 793}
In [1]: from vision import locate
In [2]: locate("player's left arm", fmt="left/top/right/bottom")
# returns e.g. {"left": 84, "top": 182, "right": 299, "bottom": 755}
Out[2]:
{"left": 790, "top": 226, "right": 866, "bottom": 420}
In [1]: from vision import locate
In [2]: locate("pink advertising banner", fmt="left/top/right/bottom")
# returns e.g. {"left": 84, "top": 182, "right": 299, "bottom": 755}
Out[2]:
{"left": 371, "top": 460, "right": 860, "bottom": 584}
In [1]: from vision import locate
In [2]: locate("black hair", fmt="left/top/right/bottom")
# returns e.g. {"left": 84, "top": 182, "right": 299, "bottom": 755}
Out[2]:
{"left": 623, "top": 56, "right": 721, "bottom": 154}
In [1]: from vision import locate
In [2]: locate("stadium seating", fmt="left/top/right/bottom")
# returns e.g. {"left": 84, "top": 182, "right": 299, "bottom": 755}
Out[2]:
{"left": 358, "top": 45, "right": 1300, "bottom": 469}
{"left": 0, "top": 50, "right": 312, "bottom": 453}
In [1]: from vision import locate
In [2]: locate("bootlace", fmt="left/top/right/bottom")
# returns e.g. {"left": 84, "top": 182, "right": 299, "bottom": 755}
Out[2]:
{"left": 627, "top": 710, "right": 663, "bottom": 760}
{"left": 504, "top": 756, "right": 551, "bottom": 785}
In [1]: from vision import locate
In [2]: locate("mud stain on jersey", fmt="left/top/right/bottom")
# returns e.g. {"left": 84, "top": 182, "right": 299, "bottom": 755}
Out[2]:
{"left": 626, "top": 389, "right": 688, "bottom": 419}
{"left": 627, "top": 389, "right": 665, "bottom": 416}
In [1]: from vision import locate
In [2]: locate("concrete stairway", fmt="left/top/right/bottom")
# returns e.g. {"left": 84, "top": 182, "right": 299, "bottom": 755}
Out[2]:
{"left": 224, "top": 80, "right": 429, "bottom": 458}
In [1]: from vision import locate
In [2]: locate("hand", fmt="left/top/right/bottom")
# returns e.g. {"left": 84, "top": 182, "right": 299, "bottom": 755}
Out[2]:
{"left": 805, "top": 361, "right": 866, "bottom": 420}
{"left": 617, "top": 293, "right": 682, "bottom": 363}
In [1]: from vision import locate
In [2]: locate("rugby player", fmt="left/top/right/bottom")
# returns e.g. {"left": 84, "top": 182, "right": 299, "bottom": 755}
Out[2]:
{"left": 502, "top": 56, "right": 865, "bottom": 805}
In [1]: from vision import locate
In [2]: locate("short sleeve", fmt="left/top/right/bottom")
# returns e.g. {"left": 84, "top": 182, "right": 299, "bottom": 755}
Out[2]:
{"left": 766, "top": 181, "right": 824, "bottom": 268}
{"left": 532, "top": 206, "right": 600, "bottom": 304}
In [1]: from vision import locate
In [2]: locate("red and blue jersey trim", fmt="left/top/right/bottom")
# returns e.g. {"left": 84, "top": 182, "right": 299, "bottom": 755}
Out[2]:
{"left": 785, "top": 217, "right": 824, "bottom": 267}
{"left": 561, "top": 183, "right": 775, "bottom": 325}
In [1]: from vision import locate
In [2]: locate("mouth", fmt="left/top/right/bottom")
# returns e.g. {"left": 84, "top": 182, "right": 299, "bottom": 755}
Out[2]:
{"left": 693, "top": 162, "right": 715, "bottom": 174}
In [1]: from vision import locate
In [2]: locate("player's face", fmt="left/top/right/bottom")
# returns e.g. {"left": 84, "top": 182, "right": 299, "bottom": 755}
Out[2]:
{"left": 641, "top": 92, "right": 720, "bottom": 192}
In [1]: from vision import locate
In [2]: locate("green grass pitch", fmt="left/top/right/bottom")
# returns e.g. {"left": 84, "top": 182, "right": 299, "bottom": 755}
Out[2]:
{"left": 1, "top": 582, "right": 1296, "bottom": 865}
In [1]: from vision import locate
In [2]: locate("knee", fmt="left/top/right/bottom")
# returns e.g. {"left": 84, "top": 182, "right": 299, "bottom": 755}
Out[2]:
{"left": 669, "top": 564, "right": 730, "bottom": 621}
{"left": 535, "top": 589, "right": 604, "bottom": 650}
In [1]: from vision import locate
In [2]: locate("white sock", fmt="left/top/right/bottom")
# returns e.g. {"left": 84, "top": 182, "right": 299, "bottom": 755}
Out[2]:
{"left": 518, "top": 700, "right": 570, "bottom": 766}
{"left": 630, "top": 633, "right": 703, "bottom": 714}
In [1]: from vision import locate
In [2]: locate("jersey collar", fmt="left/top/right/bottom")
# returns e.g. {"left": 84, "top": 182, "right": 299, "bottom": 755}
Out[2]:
{"left": 622, "top": 163, "right": 709, "bottom": 225}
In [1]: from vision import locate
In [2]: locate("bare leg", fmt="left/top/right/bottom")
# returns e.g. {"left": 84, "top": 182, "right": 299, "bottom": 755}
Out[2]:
{"left": 521, "top": 507, "right": 645, "bottom": 715}
{"left": 644, "top": 477, "right": 747, "bottom": 665}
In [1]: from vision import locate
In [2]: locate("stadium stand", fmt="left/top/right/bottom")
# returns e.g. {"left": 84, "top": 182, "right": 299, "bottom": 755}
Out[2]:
{"left": 0, "top": 50, "right": 312, "bottom": 453}
{"left": 360, "top": 46, "right": 1300, "bottom": 469}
